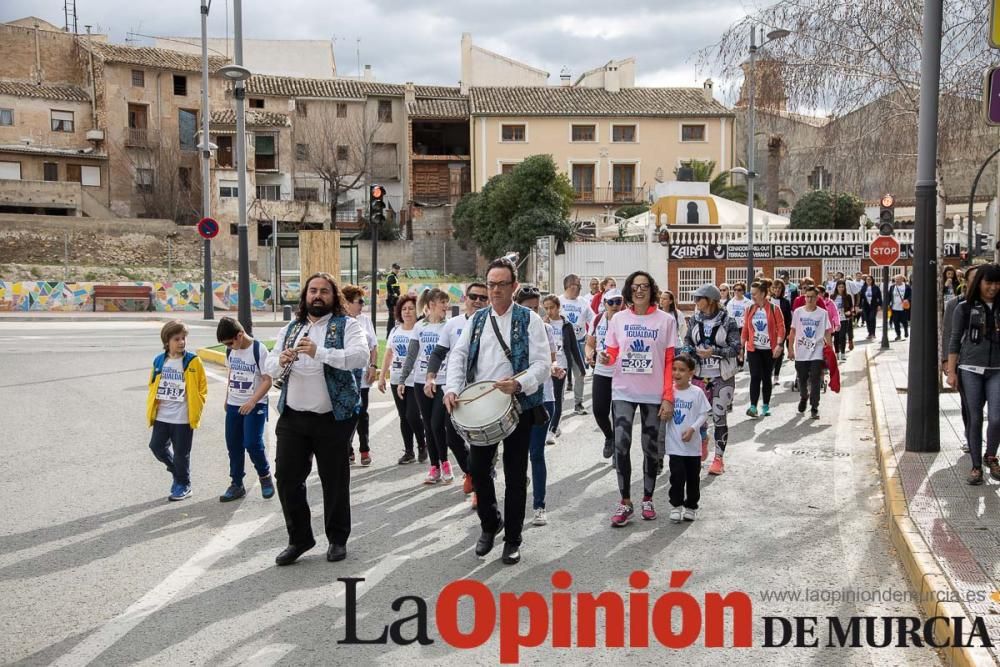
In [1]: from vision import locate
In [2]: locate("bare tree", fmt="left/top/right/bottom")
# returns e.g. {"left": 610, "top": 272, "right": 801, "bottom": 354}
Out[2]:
{"left": 111, "top": 139, "right": 200, "bottom": 223}
{"left": 294, "top": 101, "right": 382, "bottom": 230}
{"left": 700, "top": 0, "right": 1000, "bottom": 199}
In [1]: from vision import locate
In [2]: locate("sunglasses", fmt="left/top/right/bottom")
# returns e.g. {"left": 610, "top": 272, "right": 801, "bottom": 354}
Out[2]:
{"left": 467, "top": 293, "right": 489, "bottom": 302}
{"left": 632, "top": 283, "right": 651, "bottom": 292}
{"left": 355, "top": 298, "right": 365, "bottom": 306}
{"left": 605, "top": 298, "right": 623, "bottom": 306}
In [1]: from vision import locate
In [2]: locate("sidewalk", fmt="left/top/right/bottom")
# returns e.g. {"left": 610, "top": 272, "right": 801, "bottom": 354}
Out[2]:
{"left": 867, "top": 340, "right": 1000, "bottom": 666}
{"left": 0, "top": 309, "right": 292, "bottom": 327}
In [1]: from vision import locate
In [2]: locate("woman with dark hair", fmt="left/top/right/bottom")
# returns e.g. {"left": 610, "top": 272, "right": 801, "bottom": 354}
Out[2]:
{"left": 832, "top": 280, "right": 854, "bottom": 362}
{"left": 942, "top": 264, "right": 960, "bottom": 301}
{"left": 342, "top": 284, "right": 378, "bottom": 466}
{"left": 858, "top": 275, "right": 882, "bottom": 341}
{"left": 769, "top": 278, "right": 792, "bottom": 383}
{"left": 742, "top": 279, "right": 784, "bottom": 417}
{"left": 378, "top": 294, "right": 427, "bottom": 465}
{"left": 600, "top": 270, "right": 677, "bottom": 526}
{"left": 946, "top": 263, "right": 1000, "bottom": 485}
{"left": 659, "top": 289, "right": 687, "bottom": 349}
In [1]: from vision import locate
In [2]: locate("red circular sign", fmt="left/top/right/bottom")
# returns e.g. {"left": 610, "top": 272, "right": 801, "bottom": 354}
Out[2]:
{"left": 197, "top": 217, "right": 219, "bottom": 240}
{"left": 869, "top": 235, "right": 900, "bottom": 266}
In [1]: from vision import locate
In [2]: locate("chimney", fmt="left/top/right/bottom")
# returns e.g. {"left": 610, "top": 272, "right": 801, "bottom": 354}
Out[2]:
{"left": 703, "top": 78, "right": 714, "bottom": 102}
{"left": 560, "top": 67, "right": 571, "bottom": 87}
{"left": 460, "top": 32, "right": 473, "bottom": 95}
{"left": 604, "top": 65, "right": 619, "bottom": 93}
{"left": 404, "top": 81, "right": 416, "bottom": 106}
{"left": 363, "top": 64, "right": 373, "bottom": 81}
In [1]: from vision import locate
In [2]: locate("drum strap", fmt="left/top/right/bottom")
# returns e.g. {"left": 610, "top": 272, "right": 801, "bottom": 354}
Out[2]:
{"left": 489, "top": 315, "right": 514, "bottom": 364}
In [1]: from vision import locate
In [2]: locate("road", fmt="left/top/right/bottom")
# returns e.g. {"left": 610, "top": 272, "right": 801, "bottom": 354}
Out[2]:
{"left": 0, "top": 320, "right": 942, "bottom": 666}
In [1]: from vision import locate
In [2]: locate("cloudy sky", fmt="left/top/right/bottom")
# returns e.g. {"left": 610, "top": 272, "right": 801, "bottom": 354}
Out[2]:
{"left": 3, "top": 0, "right": 749, "bottom": 93}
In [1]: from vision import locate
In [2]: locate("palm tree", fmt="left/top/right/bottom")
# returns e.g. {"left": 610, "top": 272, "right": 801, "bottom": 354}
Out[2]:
{"left": 675, "top": 158, "right": 763, "bottom": 206}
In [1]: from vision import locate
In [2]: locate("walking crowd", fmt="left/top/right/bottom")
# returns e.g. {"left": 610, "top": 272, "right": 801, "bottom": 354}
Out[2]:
{"left": 142, "top": 260, "right": 931, "bottom": 567}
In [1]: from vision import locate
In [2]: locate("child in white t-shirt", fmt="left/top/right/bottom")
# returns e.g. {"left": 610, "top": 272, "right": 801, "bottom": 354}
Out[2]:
{"left": 665, "top": 355, "right": 711, "bottom": 523}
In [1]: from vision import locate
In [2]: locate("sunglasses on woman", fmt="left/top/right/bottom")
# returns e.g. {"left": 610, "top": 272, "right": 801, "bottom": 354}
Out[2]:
{"left": 605, "top": 298, "right": 623, "bottom": 306}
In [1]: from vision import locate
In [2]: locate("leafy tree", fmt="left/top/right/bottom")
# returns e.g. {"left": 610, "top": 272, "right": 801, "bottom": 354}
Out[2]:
{"left": 615, "top": 203, "right": 649, "bottom": 219}
{"left": 452, "top": 155, "right": 574, "bottom": 273}
{"left": 790, "top": 190, "right": 865, "bottom": 229}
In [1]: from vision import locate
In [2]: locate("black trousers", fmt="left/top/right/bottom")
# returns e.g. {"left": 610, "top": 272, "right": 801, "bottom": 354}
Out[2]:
{"left": 795, "top": 360, "right": 824, "bottom": 409}
{"left": 468, "top": 412, "right": 533, "bottom": 546}
{"left": 668, "top": 454, "right": 701, "bottom": 509}
{"left": 591, "top": 374, "right": 613, "bottom": 440}
{"left": 385, "top": 302, "right": 397, "bottom": 338}
{"left": 863, "top": 306, "right": 878, "bottom": 337}
{"left": 747, "top": 349, "right": 774, "bottom": 405}
{"left": 834, "top": 326, "right": 849, "bottom": 354}
{"left": 391, "top": 384, "right": 426, "bottom": 455}
{"left": 350, "top": 388, "right": 370, "bottom": 454}
{"left": 416, "top": 382, "right": 469, "bottom": 472}
{"left": 275, "top": 408, "right": 357, "bottom": 547}
{"left": 892, "top": 309, "right": 909, "bottom": 337}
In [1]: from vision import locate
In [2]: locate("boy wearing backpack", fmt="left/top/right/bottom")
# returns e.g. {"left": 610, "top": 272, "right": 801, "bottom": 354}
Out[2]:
{"left": 147, "top": 320, "right": 208, "bottom": 501}
{"left": 217, "top": 316, "right": 275, "bottom": 501}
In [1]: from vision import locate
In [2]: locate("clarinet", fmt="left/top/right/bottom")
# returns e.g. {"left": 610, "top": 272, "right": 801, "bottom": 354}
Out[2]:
{"left": 272, "top": 332, "right": 308, "bottom": 390}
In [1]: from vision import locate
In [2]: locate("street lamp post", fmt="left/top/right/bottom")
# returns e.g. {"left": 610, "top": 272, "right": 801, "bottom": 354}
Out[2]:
{"left": 218, "top": 1, "right": 253, "bottom": 335}
{"left": 199, "top": 0, "right": 213, "bottom": 320}
{"left": 745, "top": 26, "right": 789, "bottom": 283}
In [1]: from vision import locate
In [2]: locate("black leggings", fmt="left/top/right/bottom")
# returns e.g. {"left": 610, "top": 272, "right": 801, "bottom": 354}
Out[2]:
{"left": 592, "top": 374, "right": 613, "bottom": 440}
{"left": 416, "top": 383, "right": 469, "bottom": 472}
{"left": 863, "top": 306, "right": 877, "bottom": 337}
{"left": 834, "top": 325, "right": 849, "bottom": 354}
{"left": 747, "top": 349, "right": 774, "bottom": 406}
{"left": 391, "top": 384, "right": 426, "bottom": 455}
{"left": 773, "top": 349, "right": 784, "bottom": 377}
{"left": 350, "top": 388, "right": 370, "bottom": 453}
{"left": 892, "top": 309, "right": 909, "bottom": 337}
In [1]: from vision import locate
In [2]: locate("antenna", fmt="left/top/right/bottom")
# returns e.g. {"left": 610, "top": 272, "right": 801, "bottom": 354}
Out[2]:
{"left": 63, "top": 0, "right": 79, "bottom": 33}
{"left": 356, "top": 38, "right": 361, "bottom": 78}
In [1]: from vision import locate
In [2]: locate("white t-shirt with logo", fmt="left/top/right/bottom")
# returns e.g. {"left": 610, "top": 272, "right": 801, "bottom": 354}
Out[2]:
{"left": 891, "top": 285, "right": 906, "bottom": 311}
{"left": 156, "top": 357, "right": 189, "bottom": 424}
{"left": 413, "top": 320, "right": 447, "bottom": 382}
{"left": 547, "top": 317, "right": 568, "bottom": 370}
{"left": 834, "top": 296, "right": 848, "bottom": 323}
{"left": 749, "top": 307, "right": 771, "bottom": 350}
{"left": 560, "top": 294, "right": 594, "bottom": 340}
{"left": 593, "top": 311, "right": 616, "bottom": 378}
{"left": 387, "top": 326, "right": 416, "bottom": 386}
{"left": 226, "top": 341, "right": 270, "bottom": 406}
{"left": 726, "top": 297, "right": 750, "bottom": 329}
{"left": 543, "top": 323, "right": 558, "bottom": 403}
{"left": 664, "top": 384, "right": 711, "bottom": 457}
{"left": 792, "top": 307, "right": 831, "bottom": 362}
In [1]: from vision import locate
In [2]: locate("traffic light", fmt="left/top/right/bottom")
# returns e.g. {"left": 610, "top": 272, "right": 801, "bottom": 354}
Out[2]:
{"left": 369, "top": 184, "right": 386, "bottom": 225}
{"left": 878, "top": 193, "right": 895, "bottom": 235}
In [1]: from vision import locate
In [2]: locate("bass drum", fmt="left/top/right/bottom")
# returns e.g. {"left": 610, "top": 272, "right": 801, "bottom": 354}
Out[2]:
{"left": 450, "top": 381, "right": 522, "bottom": 447}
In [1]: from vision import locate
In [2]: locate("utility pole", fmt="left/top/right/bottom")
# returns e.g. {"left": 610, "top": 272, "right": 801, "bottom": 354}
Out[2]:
{"left": 233, "top": 0, "right": 252, "bottom": 334}
{"left": 905, "top": 0, "right": 943, "bottom": 452}
{"left": 200, "top": 0, "right": 214, "bottom": 320}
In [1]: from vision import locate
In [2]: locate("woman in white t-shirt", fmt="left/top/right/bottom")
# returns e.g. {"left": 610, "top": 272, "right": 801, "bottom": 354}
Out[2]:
{"left": 586, "top": 288, "right": 624, "bottom": 460}
{"left": 788, "top": 286, "right": 833, "bottom": 419}
{"left": 378, "top": 295, "right": 427, "bottom": 465}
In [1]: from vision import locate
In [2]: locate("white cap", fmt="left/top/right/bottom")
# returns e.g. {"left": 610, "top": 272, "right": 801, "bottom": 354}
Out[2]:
{"left": 604, "top": 288, "right": 622, "bottom": 301}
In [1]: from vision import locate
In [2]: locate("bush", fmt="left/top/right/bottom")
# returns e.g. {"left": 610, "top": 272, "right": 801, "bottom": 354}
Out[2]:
{"left": 790, "top": 191, "right": 865, "bottom": 229}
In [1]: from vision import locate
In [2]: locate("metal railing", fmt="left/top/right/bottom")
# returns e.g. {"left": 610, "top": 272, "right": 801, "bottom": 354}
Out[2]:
{"left": 574, "top": 186, "right": 647, "bottom": 204}
{"left": 124, "top": 127, "right": 158, "bottom": 148}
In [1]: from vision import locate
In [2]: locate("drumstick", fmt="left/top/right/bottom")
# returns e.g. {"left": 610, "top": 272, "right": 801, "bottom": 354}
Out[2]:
{"left": 456, "top": 370, "right": 529, "bottom": 404}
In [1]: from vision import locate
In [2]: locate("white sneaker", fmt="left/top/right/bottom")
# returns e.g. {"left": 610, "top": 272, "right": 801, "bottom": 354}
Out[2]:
{"left": 669, "top": 507, "right": 683, "bottom": 523}
{"left": 545, "top": 431, "right": 556, "bottom": 445}
{"left": 532, "top": 508, "right": 548, "bottom": 525}
{"left": 683, "top": 508, "right": 697, "bottom": 522}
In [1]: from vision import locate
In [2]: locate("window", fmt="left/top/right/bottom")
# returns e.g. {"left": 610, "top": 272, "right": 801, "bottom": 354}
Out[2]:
{"left": 131, "top": 69, "right": 144, "bottom": 87}
{"left": 136, "top": 168, "right": 154, "bottom": 193}
{"left": 219, "top": 180, "right": 238, "bottom": 198}
{"left": 51, "top": 110, "right": 74, "bottom": 132}
{"left": 249, "top": 98, "right": 264, "bottom": 109}
{"left": 254, "top": 134, "right": 276, "bottom": 170}
{"left": 612, "top": 124, "right": 636, "bottom": 142}
{"left": 178, "top": 109, "right": 197, "bottom": 151}
{"left": 80, "top": 165, "right": 100, "bottom": 187}
{"left": 500, "top": 163, "right": 516, "bottom": 175}
{"left": 295, "top": 143, "right": 309, "bottom": 161}
{"left": 377, "top": 100, "right": 392, "bottom": 123}
{"left": 43, "top": 162, "right": 58, "bottom": 181}
{"left": 0, "top": 161, "right": 21, "bottom": 180}
{"left": 256, "top": 184, "right": 281, "bottom": 200}
{"left": 808, "top": 166, "right": 833, "bottom": 191}
{"left": 336, "top": 145, "right": 349, "bottom": 161}
{"left": 501, "top": 124, "right": 526, "bottom": 142}
{"left": 178, "top": 167, "right": 191, "bottom": 191}
{"left": 678, "top": 268, "right": 716, "bottom": 303}
{"left": 294, "top": 187, "right": 319, "bottom": 202}
{"left": 0, "top": 108, "right": 12, "bottom": 126}
{"left": 216, "top": 135, "right": 233, "bottom": 168}
{"left": 296, "top": 101, "right": 307, "bottom": 117}
{"left": 336, "top": 103, "right": 347, "bottom": 118}
{"left": 822, "top": 259, "right": 861, "bottom": 277}
{"left": 173, "top": 75, "right": 187, "bottom": 96}
{"left": 571, "top": 163, "right": 595, "bottom": 201}
{"left": 612, "top": 164, "right": 636, "bottom": 200}
{"left": 681, "top": 124, "right": 706, "bottom": 142}
{"left": 775, "top": 266, "right": 812, "bottom": 285}
{"left": 571, "top": 124, "right": 596, "bottom": 142}
{"left": 725, "top": 267, "right": 750, "bottom": 285}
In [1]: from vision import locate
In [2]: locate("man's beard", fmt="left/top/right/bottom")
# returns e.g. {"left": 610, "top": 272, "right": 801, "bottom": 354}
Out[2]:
{"left": 307, "top": 299, "right": 332, "bottom": 317}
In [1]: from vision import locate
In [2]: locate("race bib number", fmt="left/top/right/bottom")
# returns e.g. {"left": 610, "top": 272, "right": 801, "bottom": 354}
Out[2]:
{"left": 700, "top": 356, "right": 721, "bottom": 372}
{"left": 753, "top": 331, "right": 770, "bottom": 348}
{"left": 228, "top": 370, "right": 255, "bottom": 401}
{"left": 157, "top": 371, "right": 185, "bottom": 402}
{"left": 798, "top": 336, "right": 818, "bottom": 352}
{"left": 622, "top": 349, "right": 653, "bottom": 374}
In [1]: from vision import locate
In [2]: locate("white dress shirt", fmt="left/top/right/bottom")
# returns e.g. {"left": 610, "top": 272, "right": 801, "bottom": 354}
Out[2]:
{"left": 265, "top": 314, "right": 370, "bottom": 414}
{"left": 445, "top": 304, "right": 551, "bottom": 398}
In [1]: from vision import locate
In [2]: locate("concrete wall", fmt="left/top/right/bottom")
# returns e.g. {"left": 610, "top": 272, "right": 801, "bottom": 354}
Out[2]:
{"left": 156, "top": 37, "right": 336, "bottom": 79}
{"left": 0, "top": 23, "right": 88, "bottom": 86}
{"left": 0, "top": 95, "right": 95, "bottom": 149}
{"left": 460, "top": 33, "right": 549, "bottom": 90}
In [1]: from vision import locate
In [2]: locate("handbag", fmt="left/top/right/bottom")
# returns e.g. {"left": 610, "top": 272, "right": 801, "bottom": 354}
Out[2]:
{"left": 903, "top": 299, "right": 911, "bottom": 310}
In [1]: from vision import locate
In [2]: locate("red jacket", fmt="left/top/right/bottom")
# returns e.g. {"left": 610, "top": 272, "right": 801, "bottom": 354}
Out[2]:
{"left": 823, "top": 346, "right": 841, "bottom": 393}
{"left": 741, "top": 301, "right": 786, "bottom": 353}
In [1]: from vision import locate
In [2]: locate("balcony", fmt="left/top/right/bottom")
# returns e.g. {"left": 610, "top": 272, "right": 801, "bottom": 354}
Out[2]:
{"left": 124, "top": 127, "right": 159, "bottom": 148}
{"left": 573, "top": 186, "right": 648, "bottom": 205}
{"left": 371, "top": 159, "right": 400, "bottom": 181}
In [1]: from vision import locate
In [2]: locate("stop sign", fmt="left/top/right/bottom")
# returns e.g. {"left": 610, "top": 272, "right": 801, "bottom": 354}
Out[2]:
{"left": 869, "top": 235, "right": 900, "bottom": 266}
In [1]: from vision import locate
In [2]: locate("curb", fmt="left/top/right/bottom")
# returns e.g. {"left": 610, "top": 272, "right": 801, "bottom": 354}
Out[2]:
{"left": 197, "top": 346, "right": 227, "bottom": 367}
{"left": 865, "top": 349, "right": 997, "bottom": 667}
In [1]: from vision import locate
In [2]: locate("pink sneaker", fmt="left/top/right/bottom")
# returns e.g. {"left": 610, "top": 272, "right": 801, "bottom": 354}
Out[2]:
{"left": 708, "top": 456, "right": 725, "bottom": 476}
{"left": 610, "top": 502, "right": 634, "bottom": 527}
{"left": 423, "top": 465, "right": 441, "bottom": 484}
{"left": 440, "top": 461, "right": 454, "bottom": 483}
{"left": 640, "top": 500, "right": 656, "bottom": 520}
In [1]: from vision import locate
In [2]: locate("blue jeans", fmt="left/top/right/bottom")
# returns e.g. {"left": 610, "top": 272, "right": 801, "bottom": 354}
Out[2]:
{"left": 148, "top": 421, "right": 194, "bottom": 487}
{"left": 225, "top": 403, "right": 271, "bottom": 484}
{"left": 528, "top": 401, "right": 553, "bottom": 509}
{"left": 959, "top": 369, "right": 1000, "bottom": 469}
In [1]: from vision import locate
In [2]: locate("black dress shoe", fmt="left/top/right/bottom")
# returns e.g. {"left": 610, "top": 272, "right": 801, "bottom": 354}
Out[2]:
{"left": 475, "top": 518, "right": 504, "bottom": 557}
{"left": 501, "top": 542, "right": 520, "bottom": 565}
{"left": 327, "top": 543, "right": 347, "bottom": 562}
{"left": 275, "top": 540, "right": 315, "bottom": 566}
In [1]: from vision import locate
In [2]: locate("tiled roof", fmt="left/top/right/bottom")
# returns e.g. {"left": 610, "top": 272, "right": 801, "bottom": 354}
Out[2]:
{"left": 246, "top": 74, "right": 403, "bottom": 99}
{"left": 407, "top": 98, "right": 469, "bottom": 119}
{"left": 0, "top": 144, "right": 107, "bottom": 158}
{"left": 469, "top": 86, "right": 734, "bottom": 117}
{"left": 87, "top": 42, "right": 227, "bottom": 73}
{"left": 414, "top": 85, "right": 464, "bottom": 99}
{"left": 0, "top": 80, "right": 90, "bottom": 102}
{"left": 210, "top": 109, "right": 291, "bottom": 127}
